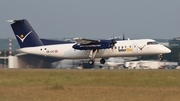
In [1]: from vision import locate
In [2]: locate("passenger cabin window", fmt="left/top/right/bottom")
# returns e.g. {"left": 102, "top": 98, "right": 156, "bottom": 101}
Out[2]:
{"left": 147, "top": 41, "right": 159, "bottom": 45}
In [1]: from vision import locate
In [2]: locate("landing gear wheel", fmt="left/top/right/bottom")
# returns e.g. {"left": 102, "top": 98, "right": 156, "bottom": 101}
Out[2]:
{"left": 88, "top": 60, "right": 94, "bottom": 65}
{"left": 100, "top": 58, "right": 106, "bottom": 64}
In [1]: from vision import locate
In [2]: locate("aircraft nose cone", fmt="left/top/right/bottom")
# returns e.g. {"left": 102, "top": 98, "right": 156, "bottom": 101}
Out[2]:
{"left": 162, "top": 47, "right": 171, "bottom": 54}
{"left": 166, "top": 48, "right": 171, "bottom": 53}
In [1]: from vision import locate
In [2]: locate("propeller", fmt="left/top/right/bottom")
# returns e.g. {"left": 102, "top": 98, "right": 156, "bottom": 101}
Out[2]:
{"left": 122, "top": 32, "right": 130, "bottom": 40}
{"left": 110, "top": 35, "right": 117, "bottom": 49}
{"left": 111, "top": 38, "right": 117, "bottom": 47}
{"left": 123, "top": 32, "right": 125, "bottom": 40}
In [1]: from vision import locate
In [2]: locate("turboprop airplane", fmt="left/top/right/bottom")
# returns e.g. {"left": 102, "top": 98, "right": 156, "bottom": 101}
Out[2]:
{"left": 8, "top": 19, "right": 171, "bottom": 65}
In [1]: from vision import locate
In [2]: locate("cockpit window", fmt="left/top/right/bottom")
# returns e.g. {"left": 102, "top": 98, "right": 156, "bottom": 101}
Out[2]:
{"left": 147, "top": 41, "right": 159, "bottom": 45}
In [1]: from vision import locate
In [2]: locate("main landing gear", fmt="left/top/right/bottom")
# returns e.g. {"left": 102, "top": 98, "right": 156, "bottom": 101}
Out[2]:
{"left": 88, "top": 59, "right": 94, "bottom": 65}
{"left": 88, "top": 49, "right": 106, "bottom": 65}
{"left": 88, "top": 58, "right": 106, "bottom": 65}
{"left": 100, "top": 58, "right": 106, "bottom": 64}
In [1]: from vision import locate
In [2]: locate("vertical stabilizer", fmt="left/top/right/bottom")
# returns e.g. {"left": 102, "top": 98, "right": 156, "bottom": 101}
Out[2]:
{"left": 10, "top": 19, "right": 43, "bottom": 48}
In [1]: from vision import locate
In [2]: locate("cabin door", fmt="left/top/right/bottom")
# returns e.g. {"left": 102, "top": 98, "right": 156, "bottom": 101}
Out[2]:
{"left": 132, "top": 44, "right": 138, "bottom": 53}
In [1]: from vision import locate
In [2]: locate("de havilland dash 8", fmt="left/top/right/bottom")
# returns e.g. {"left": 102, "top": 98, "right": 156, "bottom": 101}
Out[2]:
{"left": 7, "top": 19, "right": 171, "bottom": 65}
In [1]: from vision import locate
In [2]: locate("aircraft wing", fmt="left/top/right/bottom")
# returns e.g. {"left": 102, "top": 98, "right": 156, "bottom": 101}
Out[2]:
{"left": 73, "top": 38, "right": 117, "bottom": 50}
{"left": 74, "top": 38, "right": 100, "bottom": 45}
{"left": 40, "top": 39, "right": 74, "bottom": 45}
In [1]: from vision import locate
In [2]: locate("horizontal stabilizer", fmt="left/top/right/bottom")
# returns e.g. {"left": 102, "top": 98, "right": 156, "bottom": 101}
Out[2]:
{"left": 7, "top": 19, "right": 24, "bottom": 23}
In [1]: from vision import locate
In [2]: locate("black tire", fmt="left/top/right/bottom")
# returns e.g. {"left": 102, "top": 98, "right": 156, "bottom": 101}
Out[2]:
{"left": 88, "top": 60, "right": 94, "bottom": 65}
{"left": 100, "top": 58, "right": 106, "bottom": 64}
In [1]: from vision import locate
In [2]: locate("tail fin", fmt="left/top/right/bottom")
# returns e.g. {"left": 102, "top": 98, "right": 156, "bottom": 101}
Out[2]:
{"left": 9, "top": 19, "right": 43, "bottom": 48}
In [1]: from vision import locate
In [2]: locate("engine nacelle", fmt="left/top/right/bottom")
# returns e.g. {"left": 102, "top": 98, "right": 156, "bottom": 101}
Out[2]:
{"left": 72, "top": 40, "right": 114, "bottom": 50}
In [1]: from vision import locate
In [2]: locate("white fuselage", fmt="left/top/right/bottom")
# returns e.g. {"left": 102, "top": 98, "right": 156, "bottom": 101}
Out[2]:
{"left": 20, "top": 39, "right": 171, "bottom": 59}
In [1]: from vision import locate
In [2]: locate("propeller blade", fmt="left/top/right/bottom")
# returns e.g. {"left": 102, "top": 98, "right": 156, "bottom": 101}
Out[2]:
{"left": 123, "top": 32, "right": 125, "bottom": 40}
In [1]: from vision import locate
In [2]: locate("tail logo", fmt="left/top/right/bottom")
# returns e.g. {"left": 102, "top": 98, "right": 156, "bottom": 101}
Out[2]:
{"left": 16, "top": 31, "right": 32, "bottom": 42}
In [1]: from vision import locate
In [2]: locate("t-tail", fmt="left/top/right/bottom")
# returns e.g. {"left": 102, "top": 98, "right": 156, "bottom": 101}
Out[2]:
{"left": 8, "top": 19, "right": 43, "bottom": 48}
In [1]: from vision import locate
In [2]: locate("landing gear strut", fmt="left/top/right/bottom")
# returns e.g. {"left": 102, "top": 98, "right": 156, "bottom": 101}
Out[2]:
{"left": 88, "top": 49, "right": 98, "bottom": 65}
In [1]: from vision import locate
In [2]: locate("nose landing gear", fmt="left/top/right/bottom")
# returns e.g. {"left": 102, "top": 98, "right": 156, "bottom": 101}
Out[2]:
{"left": 158, "top": 54, "right": 163, "bottom": 61}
